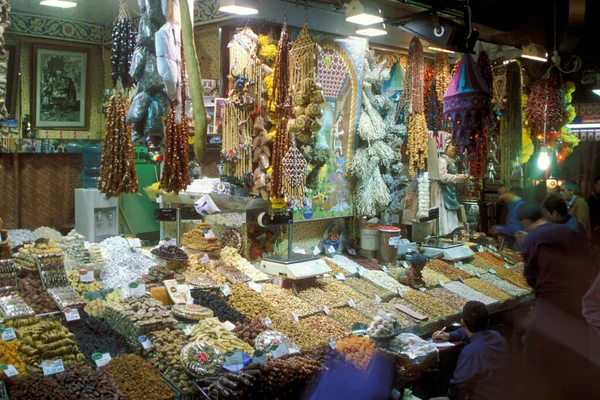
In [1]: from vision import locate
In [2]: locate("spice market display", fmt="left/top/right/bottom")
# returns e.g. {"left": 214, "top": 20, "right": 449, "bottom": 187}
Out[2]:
{"left": 8, "top": 0, "right": 598, "bottom": 398}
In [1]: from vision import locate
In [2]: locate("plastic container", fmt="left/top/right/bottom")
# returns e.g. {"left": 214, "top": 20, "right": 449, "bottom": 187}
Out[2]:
{"left": 81, "top": 145, "right": 102, "bottom": 187}
{"left": 377, "top": 226, "right": 401, "bottom": 265}
{"left": 360, "top": 223, "right": 379, "bottom": 258}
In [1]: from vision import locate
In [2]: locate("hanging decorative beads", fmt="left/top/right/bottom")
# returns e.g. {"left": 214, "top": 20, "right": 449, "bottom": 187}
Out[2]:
{"left": 98, "top": 94, "right": 139, "bottom": 198}
{"left": 499, "top": 61, "right": 522, "bottom": 187}
{"left": 281, "top": 135, "right": 307, "bottom": 199}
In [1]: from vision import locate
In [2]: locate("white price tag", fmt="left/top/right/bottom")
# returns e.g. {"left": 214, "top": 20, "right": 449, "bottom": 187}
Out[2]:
{"left": 329, "top": 338, "right": 337, "bottom": 350}
{"left": 419, "top": 287, "right": 427, "bottom": 292}
{"left": 334, "top": 272, "right": 346, "bottom": 281}
{"left": 459, "top": 277, "right": 465, "bottom": 283}
{"left": 204, "top": 229, "right": 215, "bottom": 239}
{"left": 201, "top": 254, "right": 210, "bottom": 264}
{"left": 489, "top": 245, "right": 498, "bottom": 251}
{"left": 127, "top": 238, "right": 142, "bottom": 248}
{"left": 504, "top": 263, "right": 511, "bottom": 270}
{"left": 264, "top": 317, "right": 272, "bottom": 327}
{"left": 180, "top": 324, "right": 193, "bottom": 336}
{"left": 291, "top": 312, "right": 299, "bottom": 322}
{"left": 347, "top": 247, "right": 357, "bottom": 256}
{"left": 476, "top": 245, "right": 484, "bottom": 253}
{"left": 323, "top": 273, "right": 331, "bottom": 278}
{"left": 41, "top": 359, "right": 64, "bottom": 376}
{"left": 454, "top": 261, "right": 463, "bottom": 269}
{"left": 438, "top": 280, "right": 446, "bottom": 288}
{"left": 79, "top": 269, "right": 94, "bottom": 283}
{"left": 402, "top": 261, "right": 410, "bottom": 269}
{"left": 348, "top": 299, "right": 356, "bottom": 308}
{"left": 397, "top": 287, "right": 404, "bottom": 297}
{"left": 488, "top": 268, "right": 497, "bottom": 275}
{"left": 0, "top": 364, "right": 19, "bottom": 377}
{"left": 358, "top": 268, "right": 366, "bottom": 277}
{"left": 388, "top": 236, "right": 401, "bottom": 247}
{"left": 138, "top": 335, "right": 153, "bottom": 350}
{"left": 128, "top": 282, "right": 146, "bottom": 297}
{"left": 223, "top": 321, "right": 236, "bottom": 331}
{"left": 271, "top": 342, "right": 289, "bottom": 358}
{"left": 381, "top": 265, "right": 388, "bottom": 273}
{"left": 92, "top": 352, "right": 111, "bottom": 367}
{"left": 64, "top": 308, "right": 80, "bottom": 322}
{"left": 322, "top": 305, "right": 330, "bottom": 315}
{"left": 475, "top": 272, "right": 482, "bottom": 278}
{"left": 155, "top": 195, "right": 163, "bottom": 203}
{"left": 327, "top": 245, "right": 336, "bottom": 254}
{"left": 292, "top": 247, "right": 307, "bottom": 255}
{"left": 1, "top": 327, "right": 16, "bottom": 341}
{"left": 248, "top": 281, "right": 262, "bottom": 293}
{"left": 312, "top": 246, "right": 321, "bottom": 256}
{"left": 375, "top": 295, "right": 382, "bottom": 303}
{"left": 220, "top": 285, "right": 231, "bottom": 297}
{"left": 225, "top": 351, "right": 244, "bottom": 366}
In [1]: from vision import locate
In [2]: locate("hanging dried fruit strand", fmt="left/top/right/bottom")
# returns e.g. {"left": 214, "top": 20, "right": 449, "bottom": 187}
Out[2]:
{"left": 111, "top": 1, "right": 137, "bottom": 89}
{"left": 500, "top": 61, "right": 523, "bottom": 187}
{"left": 98, "top": 94, "right": 139, "bottom": 198}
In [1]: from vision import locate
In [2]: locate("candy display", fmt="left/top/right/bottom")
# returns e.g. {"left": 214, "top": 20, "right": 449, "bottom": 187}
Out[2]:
{"left": 425, "top": 260, "right": 472, "bottom": 280}
{"left": 402, "top": 289, "right": 459, "bottom": 318}
{"left": 104, "top": 295, "right": 178, "bottom": 349}
{"left": 345, "top": 277, "right": 395, "bottom": 300}
{"left": 232, "top": 319, "right": 269, "bottom": 347}
{"left": 182, "top": 222, "right": 221, "bottom": 252}
{"left": 185, "top": 256, "right": 227, "bottom": 285}
{"left": 329, "top": 306, "right": 370, "bottom": 327}
{"left": 17, "top": 273, "right": 59, "bottom": 314}
{"left": 220, "top": 246, "right": 269, "bottom": 282}
{"left": 335, "top": 336, "right": 377, "bottom": 370}
{"left": 147, "top": 328, "right": 195, "bottom": 393}
{"left": 32, "top": 227, "right": 63, "bottom": 243}
{"left": 7, "top": 229, "right": 38, "bottom": 249}
{"left": 0, "top": 339, "right": 27, "bottom": 378}
{"left": 219, "top": 229, "right": 244, "bottom": 254}
{"left": 191, "top": 288, "right": 246, "bottom": 323}
{"left": 463, "top": 277, "right": 512, "bottom": 301}
{"left": 366, "top": 312, "right": 400, "bottom": 338}
{"left": 6, "top": 374, "right": 70, "bottom": 400}
{"left": 300, "top": 315, "right": 350, "bottom": 341}
{"left": 67, "top": 270, "right": 104, "bottom": 295}
{"left": 180, "top": 341, "right": 223, "bottom": 378}
{"left": 83, "top": 289, "right": 123, "bottom": 318}
{"left": 98, "top": 94, "right": 139, "bottom": 198}
{"left": 60, "top": 230, "right": 105, "bottom": 272}
{"left": 254, "top": 330, "right": 292, "bottom": 352}
{"left": 64, "top": 315, "right": 129, "bottom": 364}
{"left": 14, "top": 239, "right": 63, "bottom": 270}
{"left": 171, "top": 303, "right": 213, "bottom": 321}
{"left": 216, "top": 263, "right": 252, "bottom": 284}
{"left": 47, "top": 287, "right": 85, "bottom": 310}
{"left": 427, "top": 287, "right": 469, "bottom": 310}
{"left": 104, "top": 354, "right": 174, "bottom": 400}
{"left": 53, "top": 363, "right": 126, "bottom": 400}
{"left": 150, "top": 243, "right": 188, "bottom": 261}
{"left": 189, "top": 317, "right": 254, "bottom": 354}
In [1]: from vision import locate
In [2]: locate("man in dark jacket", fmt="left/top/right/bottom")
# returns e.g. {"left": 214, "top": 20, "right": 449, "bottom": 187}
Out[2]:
{"left": 543, "top": 192, "right": 586, "bottom": 238}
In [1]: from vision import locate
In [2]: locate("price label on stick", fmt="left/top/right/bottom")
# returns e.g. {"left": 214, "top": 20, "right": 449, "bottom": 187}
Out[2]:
{"left": 248, "top": 281, "right": 262, "bottom": 293}
{"left": 438, "top": 280, "right": 446, "bottom": 288}
{"left": 375, "top": 295, "right": 382, "bottom": 303}
{"left": 41, "top": 360, "right": 64, "bottom": 376}
{"left": 79, "top": 269, "right": 94, "bottom": 283}
{"left": 402, "top": 261, "right": 411, "bottom": 269}
{"left": 419, "top": 287, "right": 427, "bottom": 292}
{"left": 220, "top": 285, "right": 231, "bottom": 297}
{"left": 476, "top": 245, "right": 484, "bottom": 253}
{"left": 291, "top": 312, "right": 299, "bottom": 322}
{"left": 381, "top": 265, "right": 388, "bottom": 273}
{"left": 454, "top": 261, "right": 463, "bottom": 269}
{"left": 475, "top": 272, "right": 482, "bottom": 278}
{"left": 504, "top": 263, "right": 511, "bottom": 270}
{"left": 225, "top": 351, "right": 244, "bottom": 367}
{"left": 223, "top": 321, "right": 236, "bottom": 331}
{"left": 0, "top": 327, "right": 16, "bottom": 341}
{"left": 0, "top": 364, "right": 18, "bottom": 377}
{"left": 327, "top": 245, "right": 336, "bottom": 255}
{"left": 312, "top": 246, "right": 321, "bottom": 256}
{"left": 488, "top": 268, "right": 497, "bottom": 275}
{"left": 92, "top": 353, "right": 111, "bottom": 367}
{"left": 138, "top": 335, "right": 153, "bottom": 350}
{"left": 204, "top": 229, "right": 215, "bottom": 239}
{"left": 201, "top": 254, "right": 210, "bottom": 264}
{"left": 334, "top": 272, "right": 346, "bottom": 281}
{"left": 329, "top": 338, "right": 337, "bottom": 350}
{"left": 253, "top": 350, "right": 269, "bottom": 365}
{"left": 270, "top": 342, "right": 289, "bottom": 359}
{"left": 348, "top": 299, "right": 356, "bottom": 308}
{"left": 347, "top": 247, "right": 357, "bottom": 256}
{"left": 264, "top": 317, "right": 272, "bottom": 328}
{"left": 322, "top": 305, "right": 330, "bottom": 315}
{"left": 63, "top": 308, "right": 80, "bottom": 322}
{"left": 128, "top": 282, "right": 146, "bottom": 297}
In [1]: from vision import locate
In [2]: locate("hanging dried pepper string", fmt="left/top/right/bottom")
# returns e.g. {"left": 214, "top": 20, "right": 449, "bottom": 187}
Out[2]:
{"left": 270, "top": 24, "right": 291, "bottom": 201}
{"left": 98, "top": 94, "right": 139, "bottom": 198}
{"left": 405, "top": 37, "right": 427, "bottom": 177}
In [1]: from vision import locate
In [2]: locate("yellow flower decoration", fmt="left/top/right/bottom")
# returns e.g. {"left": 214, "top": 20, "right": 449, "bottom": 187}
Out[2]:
{"left": 259, "top": 44, "right": 277, "bottom": 64}
{"left": 266, "top": 166, "right": 273, "bottom": 175}
{"left": 268, "top": 127, "right": 277, "bottom": 142}
{"left": 258, "top": 34, "right": 270, "bottom": 47}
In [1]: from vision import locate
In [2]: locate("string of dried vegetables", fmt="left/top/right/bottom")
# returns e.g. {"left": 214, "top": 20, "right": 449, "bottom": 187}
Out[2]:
{"left": 405, "top": 37, "right": 427, "bottom": 177}
{"left": 111, "top": 1, "right": 137, "bottom": 89}
{"left": 499, "top": 61, "right": 522, "bottom": 187}
{"left": 270, "top": 24, "right": 291, "bottom": 201}
{"left": 159, "top": 52, "right": 191, "bottom": 193}
{"left": 526, "top": 70, "right": 566, "bottom": 136}
{"left": 98, "top": 94, "right": 139, "bottom": 197}
{"left": 435, "top": 53, "right": 451, "bottom": 129}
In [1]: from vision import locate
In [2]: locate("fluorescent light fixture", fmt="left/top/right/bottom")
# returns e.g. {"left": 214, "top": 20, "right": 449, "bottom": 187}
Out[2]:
{"left": 521, "top": 43, "right": 548, "bottom": 62}
{"left": 346, "top": 0, "right": 383, "bottom": 26}
{"left": 40, "top": 0, "right": 77, "bottom": 7}
{"left": 356, "top": 23, "right": 387, "bottom": 37}
{"left": 219, "top": 0, "right": 258, "bottom": 15}
{"left": 567, "top": 123, "right": 600, "bottom": 128}
{"left": 429, "top": 46, "right": 455, "bottom": 54}
{"left": 537, "top": 147, "right": 550, "bottom": 171}
{"left": 593, "top": 89, "right": 600, "bottom": 97}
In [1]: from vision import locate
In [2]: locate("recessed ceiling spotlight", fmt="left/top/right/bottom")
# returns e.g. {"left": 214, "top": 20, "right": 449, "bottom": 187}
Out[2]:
{"left": 356, "top": 23, "right": 387, "bottom": 37}
{"left": 346, "top": 0, "right": 383, "bottom": 26}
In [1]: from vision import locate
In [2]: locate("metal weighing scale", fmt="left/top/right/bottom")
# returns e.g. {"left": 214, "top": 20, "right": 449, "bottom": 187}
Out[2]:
{"left": 257, "top": 212, "right": 331, "bottom": 280}
{"left": 419, "top": 207, "right": 475, "bottom": 261}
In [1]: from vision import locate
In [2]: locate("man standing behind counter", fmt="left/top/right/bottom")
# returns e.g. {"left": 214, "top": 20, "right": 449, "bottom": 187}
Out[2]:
{"left": 560, "top": 181, "right": 591, "bottom": 238}
{"left": 432, "top": 301, "right": 508, "bottom": 400}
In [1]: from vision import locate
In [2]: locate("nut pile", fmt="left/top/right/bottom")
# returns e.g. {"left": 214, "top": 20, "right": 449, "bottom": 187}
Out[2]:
{"left": 444, "top": 281, "right": 497, "bottom": 305}
{"left": 64, "top": 315, "right": 129, "bottom": 364}
{"left": 329, "top": 255, "right": 367, "bottom": 274}
{"left": 0, "top": 339, "right": 27, "bottom": 378}
{"left": 182, "top": 222, "right": 221, "bottom": 252}
{"left": 460, "top": 263, "right": 488, "bottom": 276}
{"left": 295, "top": 283, "right": 347, "bottom": 309}
{"left": 300, "top": 315, "right": 350, "bottom": 340}
{"left": 68, "top": 270, "right": 104, "bottom": 294}
{"left": 147, "top": 328, "right": 195, "bottom": 393}
{"left": 54, "top": 363, "right": 126, "bottom": 399}
{"left": 470, "top": 257, "right": 530, "bottom": 288}
{"left": 189, "top": 317, "right": 254, "bottom": 354}
{"left": 221, "top": 246, "right": 269, "bottom": 282}
{"left": 421, "top": 268, "right": 452, "bottom": 287}
{"left": 261, "top": 283, "right": 319, "bottom": 317}
{"left": 345, "top": 277, "right": 394, "bottom": 300}
{"left": 480, "top": 273, "right": 529, "bottom": 296}
{"left": 426, "top": 260, "right": 472, "bottom": 280}
{"left": 427, "top": 287, "right": 468, "bottom": 310}
{"left": 463, "top": 278, "right": 511, "bottom": 300}
{"left": 389, "top": 297, "right": 433, "bottom": 319}
{"left": 402, "top": 289, "right": 458, "bottom": 318}
{"left": 344, "top": 254, "right": 381, "bottom": 270}
{"left": 6, "top": 374, "right": 69, "bottom": 400}
{"left": 329, "top": 306, "right": 370, "bottom": 326}
{"left": 105, "top": 354, "right": 174, "bottom": 400}
{"left": 6, "top": 317, "right": 85, "bottom": 371}
{"left": 104, "top": 295, "right": 178, "bottom": 349}
{"left": 320, "top": 257, "right": 347, "bottom": 274}
{"left": 191, "top": 288, "right": 246, "bottom": 323}
{"left": 316, "top": 278, "right": 369, "bottom": 304}
{"left": 232, "top": 319, "right": 269, "bottom": 346}
{"left": 335, "top": 336, "right": 377, "bottom": 370}
{"left": 362, "top": 270, "right": 409, "bottom": 293}
{"left": 477, "top": 252, "right": 505, "bottom": 267}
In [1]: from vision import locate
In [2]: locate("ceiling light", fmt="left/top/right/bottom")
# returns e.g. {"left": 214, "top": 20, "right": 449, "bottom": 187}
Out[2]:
{"left": 219, "top": 0, "right": 258, "bottom": 15}
{"left": 428, "top": 46, "right": 455, "bottom": 54}
{"left": 593, "top": 89, "right": 600, "bottom": 97}
{"left": 40, "top": 0, "right": 77, "bottom": 7}
{"left": 356, "top": 23, "right": 387, "bottom": 37}
{"left": 537, "top": 147, "right": 551, "bottom": 171}
{"left": 521, "top": 43, "right": 548, "bottom": 62}
{"left": 346, "top": 0, "right": 383, "bottom": 26}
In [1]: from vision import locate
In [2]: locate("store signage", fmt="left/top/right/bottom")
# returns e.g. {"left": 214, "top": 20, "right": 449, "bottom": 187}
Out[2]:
{"left": 41, "top": 360, "right": 64, "bottom": 376}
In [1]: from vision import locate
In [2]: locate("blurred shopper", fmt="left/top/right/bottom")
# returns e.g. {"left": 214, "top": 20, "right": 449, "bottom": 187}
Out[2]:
{"left": 518, "top": 203, "right": 598, "bottom": 400}
{"left": 432, "top": 301, "right": 508, "bottom": 400}
{"left": 587, "top": 176, "right": 600, "bottom": 242}
{"left": 560, "top": 181, "right": 592, "bottom": 239}
{"left": 543, "top": 193, "right": 586, "bottom": 238}
{"left": 490, "top": 188, "right": 524, "bottom": 250}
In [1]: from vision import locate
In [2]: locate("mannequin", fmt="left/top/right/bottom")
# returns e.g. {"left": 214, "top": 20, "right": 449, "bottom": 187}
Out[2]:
{"left": 430, "top": 145, "right": 469, "bottom": 235}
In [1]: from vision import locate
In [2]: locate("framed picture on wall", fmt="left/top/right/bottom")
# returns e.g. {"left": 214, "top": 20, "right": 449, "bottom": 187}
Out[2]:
{"left": 31, "top": 44, "right": 91, "bottom": 129}
{"left": 1, "top": 43, "right": 20, "bottom": 119}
